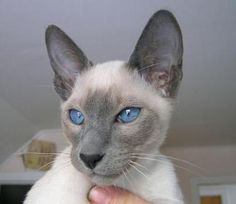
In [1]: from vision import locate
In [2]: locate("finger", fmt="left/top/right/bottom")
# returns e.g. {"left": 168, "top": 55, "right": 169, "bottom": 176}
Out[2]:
{"left": 89, "top": 186, "right": 149, "bottom": 204}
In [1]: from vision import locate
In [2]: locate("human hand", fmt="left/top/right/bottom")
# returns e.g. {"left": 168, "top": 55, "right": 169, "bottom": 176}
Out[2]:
{"left": 89, "top": 186, "right": 150, "bottom": 204}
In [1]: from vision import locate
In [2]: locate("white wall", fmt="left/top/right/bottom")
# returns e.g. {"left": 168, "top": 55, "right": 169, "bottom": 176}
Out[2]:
{"left": 162, "top": 145, "right": 236, "bottom": 204}
{"left": 200, "top": 184, "right": 236, "bottom": 204}
{"left": 226, "top": 184, "right": 236, "bottom": 204}
{"left": 0, "top": 97, "right": 38, "bottom": 163}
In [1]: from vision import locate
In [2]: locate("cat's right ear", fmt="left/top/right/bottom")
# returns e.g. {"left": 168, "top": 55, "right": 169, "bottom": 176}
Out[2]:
{"left": 45, "top": 25, "right": 92, "bottom": 101}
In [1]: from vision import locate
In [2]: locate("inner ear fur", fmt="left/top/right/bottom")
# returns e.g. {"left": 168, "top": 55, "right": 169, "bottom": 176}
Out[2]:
{"left": 128, "top": 10, "right": 183, "bottom": 97}
{"left": 45, "top": 25, "right": 92, "bottom": 101}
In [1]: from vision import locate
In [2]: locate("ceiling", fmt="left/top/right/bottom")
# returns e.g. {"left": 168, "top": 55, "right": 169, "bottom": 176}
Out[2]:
{"left": 0, "top": 0, "right": 236, "bottom": 157}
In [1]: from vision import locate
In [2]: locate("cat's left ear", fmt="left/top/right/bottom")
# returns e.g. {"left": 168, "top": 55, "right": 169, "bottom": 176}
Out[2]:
{"left": 128, "top": 10, "right": 183, "bottom": 97}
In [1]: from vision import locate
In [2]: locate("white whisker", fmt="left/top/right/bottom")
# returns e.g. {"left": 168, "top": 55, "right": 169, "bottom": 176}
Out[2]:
{"left": 130, "top": 152, "right": 205, "bottom": 172}
{"left": 16, "top": 152, "right": 69, "bottom": 156}
{"left": 129, "top": 160, "right": 149, "bottom": 172}
{"left": 50, "top": 159, "right": 72, "bottom": 176}
{"left": 130, "top": 155, "right": 203, "bottom": 176}
{"left": 129, "top": 162, "right": 149, "bottom": 180}
{"left": 37, "top": 160, "right": 56, "bottom": 171}
{"left": 123, "top": 167, "right": 133, "bottom": 189}
{"left": 138, "top": 62, "right": 162, "bottom": 72}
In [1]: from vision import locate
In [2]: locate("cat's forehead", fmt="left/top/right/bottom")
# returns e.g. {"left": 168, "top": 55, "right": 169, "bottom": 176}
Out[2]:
{"left": 70, "top": 61, "right": 138, "bottom": 102}
{"left": 77, "top": 61, "right": 131, "bottom": 91}
{"left": 62, "top": 61, "right": 133, "bottom": 117}
{"left": 63, "top": 60, "right": 171, "bottom": 121}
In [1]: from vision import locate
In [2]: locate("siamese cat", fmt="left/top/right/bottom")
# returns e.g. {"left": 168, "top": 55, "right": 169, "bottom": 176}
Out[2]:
{"left": 24, "top": 10, "right": 184, "bottom": 204}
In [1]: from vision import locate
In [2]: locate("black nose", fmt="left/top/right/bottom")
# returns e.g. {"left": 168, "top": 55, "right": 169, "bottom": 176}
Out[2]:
{"left": 79, "top": 153, "right": 104, "bottom": 169}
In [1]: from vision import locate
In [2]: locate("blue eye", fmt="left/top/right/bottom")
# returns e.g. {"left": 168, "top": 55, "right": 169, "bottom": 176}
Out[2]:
{"left": 69, "top": 109, "right": 85, "bottom": 125}
{"left": 117, "top": 107, "right": 141, "bottom": 123}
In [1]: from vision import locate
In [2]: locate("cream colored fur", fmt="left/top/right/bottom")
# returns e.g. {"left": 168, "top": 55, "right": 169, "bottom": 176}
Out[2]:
{"left": 24, "top": 61, "right": 184, "bottom": 204}
{"left": 25, "top": 147, "right": 183, "bottom": 204}
{"left": 64, "top": 61, "right": 173, "bottom": 145}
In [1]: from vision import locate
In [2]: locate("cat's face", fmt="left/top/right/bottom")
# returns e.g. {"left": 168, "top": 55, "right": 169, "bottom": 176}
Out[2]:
{"left": 61, "top": 61, "right": 172, "bottom": 184}
{"left": 45, "top": 10, "right": 183, "bottom": 184}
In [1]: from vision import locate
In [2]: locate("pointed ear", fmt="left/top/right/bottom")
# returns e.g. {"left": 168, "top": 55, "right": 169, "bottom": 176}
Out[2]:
{"left": 45, "top": 25, "right": 92, "bottom": 101}
{"left": 128, "top": 10, "right": 183, "bottom": 97}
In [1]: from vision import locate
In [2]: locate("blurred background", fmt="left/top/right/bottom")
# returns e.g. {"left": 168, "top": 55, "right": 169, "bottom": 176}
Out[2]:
{"left": 0, "top": 0, "right": 236, "bottom": 204}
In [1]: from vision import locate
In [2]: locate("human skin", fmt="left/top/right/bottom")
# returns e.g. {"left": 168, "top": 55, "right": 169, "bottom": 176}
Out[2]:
{"left": 89, "top": 186, "right": 150, "bottom": 204}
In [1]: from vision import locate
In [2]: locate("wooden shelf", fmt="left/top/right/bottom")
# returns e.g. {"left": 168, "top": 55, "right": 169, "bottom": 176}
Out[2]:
{"left": 0, "top": 129, "right": 68, "bottom": 184}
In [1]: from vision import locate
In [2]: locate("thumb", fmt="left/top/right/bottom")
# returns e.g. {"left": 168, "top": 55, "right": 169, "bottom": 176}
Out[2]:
{"left": 88, "top": 186, "right": 149, "bottom": 204}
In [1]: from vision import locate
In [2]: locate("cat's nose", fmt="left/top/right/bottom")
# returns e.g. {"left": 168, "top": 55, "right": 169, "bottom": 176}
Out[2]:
{"left": 79, "top": 153, "right": 104, "bottom": 169}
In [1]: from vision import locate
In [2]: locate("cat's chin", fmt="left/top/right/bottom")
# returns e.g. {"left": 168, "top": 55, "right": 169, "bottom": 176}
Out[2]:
{"left": 71, "top": 160, "right": 123, "bottom": 185}
{"left": 89, "top": 172, "right": 122, "bottom": 186}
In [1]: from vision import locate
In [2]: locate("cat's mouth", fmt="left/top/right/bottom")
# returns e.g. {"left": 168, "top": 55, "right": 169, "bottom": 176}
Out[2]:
{"left": 71, "top": 151, "right": 133, "bottom": 184}
{"left": 91, "top": 172, "right": 120, "bottom": 179}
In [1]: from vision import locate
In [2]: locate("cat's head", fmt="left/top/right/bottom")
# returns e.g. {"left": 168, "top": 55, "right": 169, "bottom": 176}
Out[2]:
{"left": 45, "top": 10, "right": 183, "bottom": 185}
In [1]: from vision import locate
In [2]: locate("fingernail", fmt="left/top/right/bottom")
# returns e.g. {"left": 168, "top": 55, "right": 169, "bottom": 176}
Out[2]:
{"left": 89, "top": 186, "right": 111, "bottom": 204}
